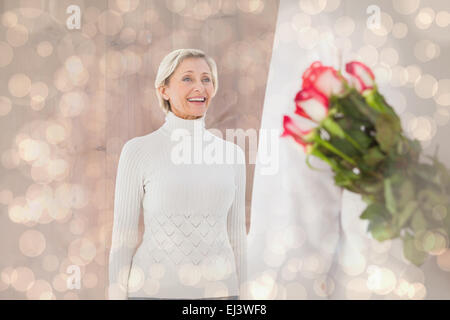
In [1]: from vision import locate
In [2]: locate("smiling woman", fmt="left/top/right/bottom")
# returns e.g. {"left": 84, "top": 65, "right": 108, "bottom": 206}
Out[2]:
{"left": 154, "top": 49, "right": 219, "bottom": 119}
{"left": 108, "top": 48, "right": 247, "bottom": 301}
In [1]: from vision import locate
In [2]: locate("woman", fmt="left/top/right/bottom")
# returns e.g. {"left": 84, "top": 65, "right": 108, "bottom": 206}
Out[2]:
{"left": 108, "top": 49, "right": 247, "bottom": 300}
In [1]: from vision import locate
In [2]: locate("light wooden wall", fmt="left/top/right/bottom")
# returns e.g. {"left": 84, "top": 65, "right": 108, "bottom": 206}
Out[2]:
{"left": 0, "top": 0, "right": 278, "bottom": 299}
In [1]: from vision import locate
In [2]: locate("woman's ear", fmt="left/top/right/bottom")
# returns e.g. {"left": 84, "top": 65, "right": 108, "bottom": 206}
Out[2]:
{"left": 158, "top": 86, "right": 169, "bottom": 100}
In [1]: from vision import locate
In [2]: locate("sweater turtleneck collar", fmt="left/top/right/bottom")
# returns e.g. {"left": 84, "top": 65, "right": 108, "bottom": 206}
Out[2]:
{"left": 161, "top": 111, "right": 206, "bottom": 136}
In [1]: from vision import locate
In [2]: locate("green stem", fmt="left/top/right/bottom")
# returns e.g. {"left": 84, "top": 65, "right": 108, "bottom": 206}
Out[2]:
{"left": 362, "top": 88, "right": 385, "bottom": 113}
{"left": 307, "top": 146, "right": 340, "bottom": 172}
{"left": 321, "top": 117, "right": 364, "bottom": 153}
{"left": 315, "top": 136, "right": 357, "bottom": 166}
{"left": 348, "top": 92, "right": 378, "bottom": 124}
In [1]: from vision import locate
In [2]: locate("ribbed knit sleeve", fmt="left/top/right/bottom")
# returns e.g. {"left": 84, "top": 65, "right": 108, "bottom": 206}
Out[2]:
{"left": 108, "top": 139, "right": 144, "bottom": 300}
{"left": 227, "top": 145, "right": 247, "bottom": 299}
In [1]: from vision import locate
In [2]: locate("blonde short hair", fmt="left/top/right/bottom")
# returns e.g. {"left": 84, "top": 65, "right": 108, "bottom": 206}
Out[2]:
{"left": 154, "top": 48, "right": 219, "bottom": 114}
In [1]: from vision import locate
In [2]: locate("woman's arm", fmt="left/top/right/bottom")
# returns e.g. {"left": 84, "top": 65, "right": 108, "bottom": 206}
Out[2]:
{"left": 227, "top": 145, "right": 247, "bottom": 300}
{"left": 108, "top": 138, "right": 144, "bottom": 300}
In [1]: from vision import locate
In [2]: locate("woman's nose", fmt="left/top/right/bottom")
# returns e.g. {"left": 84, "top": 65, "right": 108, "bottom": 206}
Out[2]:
{"left": 193, "top": 81, "right": 206, "bottom": 92}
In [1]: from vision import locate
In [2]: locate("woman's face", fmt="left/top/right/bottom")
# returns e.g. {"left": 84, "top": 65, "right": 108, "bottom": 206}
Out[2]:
{"left": 160, "top": 57, "right": 215, "bottom": 119}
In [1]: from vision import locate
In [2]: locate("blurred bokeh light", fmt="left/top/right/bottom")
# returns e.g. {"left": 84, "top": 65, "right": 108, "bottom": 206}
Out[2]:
{"left": 0, "top": 0, "right": 277, "bottom": 299}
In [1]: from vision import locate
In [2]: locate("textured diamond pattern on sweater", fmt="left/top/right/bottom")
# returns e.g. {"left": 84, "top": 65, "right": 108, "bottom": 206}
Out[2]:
{"left": 162, "top": 223, "right": 175, "bottom": 236}
{"left": 146, "top": 213, "right": 228, "bottom": 266}
{"left": 190, "top": 232, "right": 202, "bottom": 247}
{"left": 190, "top": 249, "right": 203, "bottom": 265}
{"left": 161, "top": 239, "right": 175, "bottom": 254}
{"left": 153, "top": 229, "right": 166, "bottom": 245}
{"left": 197, "top": 239, "right": 211, "bottom": 256}
{"left": 179, "top": 222, "right": 194, "bottom": 237}
{"left": 155, "top": 213, "right": 168, "bottom": 225}
{"left": 152, "top": 248, "right": 165, "bottom": 263}
{"left": 206, "top": 215, "right": 217, "bottom": 227}
{"left": 198, "top": 220, "right": 210, "bottom": 237}
{"left": 171, "top": 232, "right": 183, "bottom": 246}
{"left": 190, "top": 215, "right": 202, "bottom": 227}
{"left": 170, "top": 214, "right": 183, "bottom": 227}
{"left": 179, "top": 241, "right": 193, "bottom": 256}
{"left": 169, "top": 248, "right": 184, "bottom": 265}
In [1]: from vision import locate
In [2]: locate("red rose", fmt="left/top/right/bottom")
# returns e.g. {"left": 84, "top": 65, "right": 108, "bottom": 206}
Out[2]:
{"left": 294, "top": 87, "right": 329, "bottom": 123}
{"left": 302, "top": 61, "right": 345, "bottom": 97}
{"left": 281, "top": 115, "right": 314, "bottom": 152}
{"left": 345, "top": 61, "right": 375, "bottom": 93}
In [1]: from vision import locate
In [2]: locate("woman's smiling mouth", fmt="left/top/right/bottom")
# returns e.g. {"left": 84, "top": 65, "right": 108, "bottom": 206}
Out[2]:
{"left": 187, "top": 97, "right": 206, "bottom": 102}
{"left": 187, "top": 97, "right": 206, "bottom": 105}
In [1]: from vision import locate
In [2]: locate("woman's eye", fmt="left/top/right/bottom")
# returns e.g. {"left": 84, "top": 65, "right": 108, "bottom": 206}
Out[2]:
{"left": 182, "top": 77, "right": 210, "bottom": 83}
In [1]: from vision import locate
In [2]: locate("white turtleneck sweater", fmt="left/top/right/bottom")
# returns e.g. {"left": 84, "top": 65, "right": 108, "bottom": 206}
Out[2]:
{"left": 108, "top": 111, "right": 247, "bottom": 300}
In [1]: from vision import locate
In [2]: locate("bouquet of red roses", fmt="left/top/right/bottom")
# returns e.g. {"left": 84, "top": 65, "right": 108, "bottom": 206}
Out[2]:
{"left": 282, "top": 61, "right": 450, "bottom": 266}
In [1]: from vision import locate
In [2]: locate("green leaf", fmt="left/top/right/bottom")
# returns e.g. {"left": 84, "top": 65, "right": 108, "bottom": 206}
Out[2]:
{"left": 384, "top": 178, "right": 397, "bottom": 214}
{"left": 375, "top": 113, "right": 401, "bottom": 153}
{"left": 396, "top": 139, "right": 407, "bottom": 156}
{"left": 414, "top": 164, "right": 440, "bottom": 185}
{"left": 334, "top": 95, "right": 369, "bottom": 122}
{"left": 316, "top": 137, "right": 358, "bottom": 165}
{"left": 348, "top": 129, "right": 374, "bottom": 150}
{"left": 363, "top": 147, "right": 386, "bottom": 167}
{"left": 361, "top": 202, "right": 397, "bottom": 242}
{"left": 346, "top": 90, "right": 379, "bottom": 124}
{"left": 417, "top": 188, "right": 447, "bottom": 211}
{"left": 370, "top": 221, "right": 397, "bottom": 241}
{"left": 362, "top": 194, "right": 376, "bottom": 204}
{"left": 444, "top": 210, "right": 450, "bottom": 235}
{"left": 411, "top": 209, "right": 427, "bottom": 232}
{"left": 404, "top": 139, "right": 423, "bottom": 160}
{"left": 359, "top": 180, "right": 383, "bottom": 194}
{"left": 403, "top": 233, "right": 427, "bottom": 266}
{"left": 362, "top": 201, "right": 398, "bottom": 241}
{"left": 433, "top": 158, "right": 450, "bottom": 189}
{"left": 360, "top": 202, "right": 389, "bottom": 221}
{"left": 396, "top": 201, "right": 418, "bottom": 229}
{"left": 334, "top": 170, "right": 360, "bottom": 189}
{"left": 327, "top": 136, "right": 360, "bottom": 158}
{"left": 397, "top": 179, "right": 415, "bottom": 208}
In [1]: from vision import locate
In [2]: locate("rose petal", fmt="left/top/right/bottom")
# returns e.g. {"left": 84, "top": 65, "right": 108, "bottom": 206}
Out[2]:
{"left": 281, "top": 115, "right": 312, "bottom": 150}
{"left": 346, "top": 61, "right": 375, "bottom": 92}
{"left": 302, "top": 62, "right": 345, "bottom": 97}
{"left": 298, "top": 99, "right": 328, "bottom": 122}
{"left": 294, "top": 104, "right": 312, "bottom": 121}
{"left": 294, "top": 88, "right": 329, "bottom": 122}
